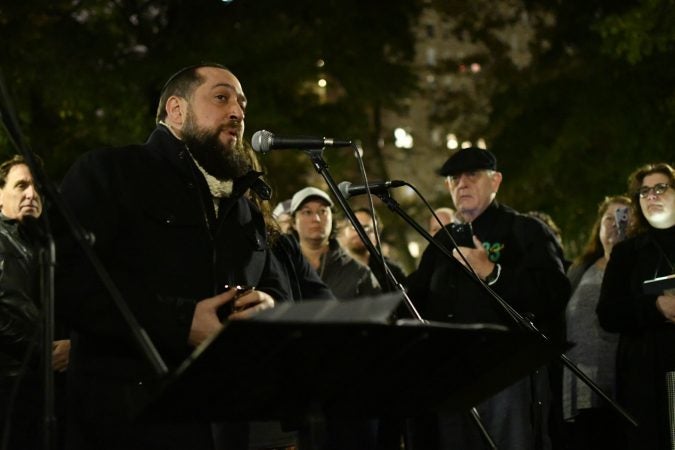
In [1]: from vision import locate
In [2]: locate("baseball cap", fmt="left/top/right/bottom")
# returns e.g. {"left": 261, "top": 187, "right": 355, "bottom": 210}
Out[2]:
{"left": 290, "top": 187, "right": 334, "bottom": 214}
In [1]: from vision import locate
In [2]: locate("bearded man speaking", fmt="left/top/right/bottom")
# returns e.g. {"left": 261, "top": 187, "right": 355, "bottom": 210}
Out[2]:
{"left": 55, "top": 64, "right": 288, "bottom": 450}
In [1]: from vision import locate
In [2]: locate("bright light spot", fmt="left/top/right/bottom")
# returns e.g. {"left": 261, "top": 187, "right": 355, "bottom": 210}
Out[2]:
{"left": 394, "top": 128, "right": 414, "bottom": 149}
{"left": 476, "top": 138, "right": 487, "bottom": 149}
{"left": 318, "top": 79, "right": 327, "bottom": 88}
{"left": 461, "top": 141, "right": 473, "bottom": 149}
{"left": 408, "top": 241, "right": 420, "bottom": 258}
{"left": 394, "top": 128, "right": 407, "bottom": 139}
{"left": 446, "top": 133, "right": 458, "bottom": 149}
{"left": 426, "top": 74, "right": 435, "bottom": 83}
{"left": 470, "top": 63, "right": 481, "bottom": 73}
{"left": 316, "top": 59, "right": 325, "bottom": 68}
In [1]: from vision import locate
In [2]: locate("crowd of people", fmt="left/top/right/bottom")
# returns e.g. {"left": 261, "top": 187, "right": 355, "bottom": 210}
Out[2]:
{"left": 0, "top": 63, "right": 674, "bottom": 450}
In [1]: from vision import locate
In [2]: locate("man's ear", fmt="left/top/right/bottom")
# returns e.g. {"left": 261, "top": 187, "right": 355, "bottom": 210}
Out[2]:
{"left": 165, "top": 96, "right": 188, "bottom": 128}
{"left": 491, "top": 171, "right": 503, "bottom": 193}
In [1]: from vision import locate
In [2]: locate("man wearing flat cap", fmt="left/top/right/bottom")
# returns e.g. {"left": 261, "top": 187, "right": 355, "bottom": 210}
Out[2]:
{"left": 406, "top": 147, "right": 570, "bottom": 450}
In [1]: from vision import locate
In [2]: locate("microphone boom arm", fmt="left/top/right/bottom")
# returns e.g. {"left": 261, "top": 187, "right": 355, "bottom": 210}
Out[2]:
{"left": 375, "top": 190, "right": 638, "bottom": 428}
{"left": 304, "top": 149, "right": 423, "bottom": 320}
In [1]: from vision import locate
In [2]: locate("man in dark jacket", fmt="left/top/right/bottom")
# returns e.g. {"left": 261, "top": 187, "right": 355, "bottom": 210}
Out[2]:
{"left": 55, "top": 64, "right": 287, "bottom": 450}
{"left": 339, "top": 207, "right": 407, "bottom": 291}
{"left": 406, "top": 147, "right": 570, "bottom": 450}
{"left": 0, "top": 155, "right": 70, "bottom": 449}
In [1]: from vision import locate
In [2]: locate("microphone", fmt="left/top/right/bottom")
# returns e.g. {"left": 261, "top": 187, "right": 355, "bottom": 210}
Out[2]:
{"left": 251, "top": 129, "right": 352, "bottom": 153}
{"left": 338, "top": 180, "right": 406, "bottom": 199}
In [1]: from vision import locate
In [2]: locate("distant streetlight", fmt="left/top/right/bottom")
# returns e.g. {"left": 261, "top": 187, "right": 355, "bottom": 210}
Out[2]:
{"left": 318, "top": 79, "right": 327, "bottom": 87}
{"left": 394, "top": 127, "right": 414, "bottom": 149}
{"left": 446, "top": 133, "right": 458, "bottom": 149}
{"left": 408, "top": 241, "right": 420, "bottom": 258}
{"left": 461, "top": 141, "right": 472, "bottom": 149}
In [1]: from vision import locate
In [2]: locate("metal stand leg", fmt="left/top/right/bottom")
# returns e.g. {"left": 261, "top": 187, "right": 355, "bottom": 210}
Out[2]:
{"left": 470, "top": 407, "right": 497, "bottom": 450}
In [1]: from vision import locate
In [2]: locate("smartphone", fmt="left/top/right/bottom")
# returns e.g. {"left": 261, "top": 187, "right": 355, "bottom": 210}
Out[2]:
{"left": 614, "top": 206, "right": 629, "bottom": 242}
{"left": 218, "top": 284, "right": 254, "bottom": 320}
{"left": 449, "top": 223, "right": 475, "bottom": 248}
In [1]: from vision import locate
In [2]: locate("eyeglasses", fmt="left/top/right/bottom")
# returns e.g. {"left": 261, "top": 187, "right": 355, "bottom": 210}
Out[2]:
{"left": 638, "top": 183, "right": 671, "bottom": 198}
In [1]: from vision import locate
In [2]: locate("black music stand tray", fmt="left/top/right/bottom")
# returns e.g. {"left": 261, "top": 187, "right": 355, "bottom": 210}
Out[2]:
{"left": 138, "top": 294, "right": 561, "bottom": 428}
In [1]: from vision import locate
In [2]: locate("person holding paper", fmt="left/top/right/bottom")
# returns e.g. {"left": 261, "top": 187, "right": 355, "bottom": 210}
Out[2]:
{"left": 597, "top": 162, "right": 675, "bottom": 450}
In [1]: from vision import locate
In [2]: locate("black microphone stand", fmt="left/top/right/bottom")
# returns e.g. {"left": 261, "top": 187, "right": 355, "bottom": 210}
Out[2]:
{"left": 303, "top": 149, "right": 497, "bottom": 449}
{"left": 305, "top": 148, "right": 420, "bottom": 318}
{"left": 0, "top": 68, "right": 168, "bottom": 450}
{"left": 374, "top": 189, "right": 638, "bottom": 429}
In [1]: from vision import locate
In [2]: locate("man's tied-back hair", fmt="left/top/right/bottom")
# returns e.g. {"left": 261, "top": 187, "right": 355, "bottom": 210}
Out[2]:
{"left": 155, "top": 62, "right": 229, "bottom": 124}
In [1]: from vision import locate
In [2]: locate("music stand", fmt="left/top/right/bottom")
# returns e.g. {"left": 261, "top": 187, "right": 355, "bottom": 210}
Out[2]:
{"left": 138, "top": 295, "right": 561, "bottom": 430}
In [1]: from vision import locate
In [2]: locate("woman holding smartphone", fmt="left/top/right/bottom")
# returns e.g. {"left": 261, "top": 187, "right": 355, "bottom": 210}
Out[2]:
{"left": 562, "top": 195, "right": 631, "bottom": 450}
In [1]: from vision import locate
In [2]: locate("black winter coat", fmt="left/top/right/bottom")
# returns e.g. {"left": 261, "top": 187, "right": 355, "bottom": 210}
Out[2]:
{"left": 0, "top": 215, "right": 40, "bottom": 375}
{"left": 55, "top": 126, "right": 289, "bottom": 449}
{"left": 407, "top": 202, "right": 569, "bottom": 334}
{"left": 597, "top": 226, "right": 675, "bottom": 450}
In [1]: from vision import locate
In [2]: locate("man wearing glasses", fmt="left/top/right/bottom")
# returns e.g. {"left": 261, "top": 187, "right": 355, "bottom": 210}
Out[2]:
{"left": 406, "top": 147, "right": 570, "bottom": 450}
{"left": 598, "top": 162, "right": 675, "bottom": 450}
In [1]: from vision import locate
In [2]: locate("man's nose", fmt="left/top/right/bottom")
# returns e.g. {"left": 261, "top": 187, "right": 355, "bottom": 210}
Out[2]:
{"left": 25, "top": 185, "right": 37, "bottom": 199}
{"left": 229, "top": 102, "right": 245, "bottom": 122}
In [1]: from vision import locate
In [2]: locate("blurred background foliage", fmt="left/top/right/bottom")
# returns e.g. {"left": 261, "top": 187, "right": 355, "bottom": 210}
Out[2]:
{"left": 1, "top": 0, "right": 673, "bottom": 267}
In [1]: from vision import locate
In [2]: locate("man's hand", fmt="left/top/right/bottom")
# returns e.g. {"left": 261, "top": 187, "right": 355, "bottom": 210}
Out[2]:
{"left": 228, "top": 289, "right": 275, "bottom": 320}
{"left": 656, "top": 293, "right": 675, "bottom": 323}
{"left": 188, "top": 288, "right": 277, "bottom": 347}
{"left": 188, "top": 289, "right": 237, "bottom": 347}
{"left": 52, "top": 339, "right": 71, "bottom": 372}
{"left": 452, "top": 235, "right": 494, "bottom": 280}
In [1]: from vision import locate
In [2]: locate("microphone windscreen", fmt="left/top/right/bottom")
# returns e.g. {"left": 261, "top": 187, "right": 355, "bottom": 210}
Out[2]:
{"left": 251, "top": 130, "right": 273, "bottom": 153}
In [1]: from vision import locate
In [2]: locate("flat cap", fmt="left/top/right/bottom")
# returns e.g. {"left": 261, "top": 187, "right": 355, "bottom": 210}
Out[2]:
{"left": 438, "top": 147, "right": 497, "bottom": 177}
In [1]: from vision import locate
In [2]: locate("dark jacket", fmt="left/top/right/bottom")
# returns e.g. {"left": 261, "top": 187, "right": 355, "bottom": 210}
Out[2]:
{"left": 407, "top": 202, "right": 569, "bottom": 333}
{"left": 368, "top": 255, "right": 407, "bottom": 293}
{"left": 597, "top": 226, "right": 675, "bottom": 450}
{"left": 271, "top": 234, "right": 335, "bottom": 301}
{"left": 406, "top": 202, "right": 569, "bottom": 450}
{"left": 319, "top": 239, "right": 381, "bottom": 300}
{"left": 55, "top": 126, "right": 289, "bottom": 449}
{"left": 0, "top": 215, "right": 40, "bottom": 375}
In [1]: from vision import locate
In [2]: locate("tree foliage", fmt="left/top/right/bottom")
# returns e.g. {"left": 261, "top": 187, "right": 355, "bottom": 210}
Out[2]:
{"left": 0, "top": 0, "right": 421, "bottom": 196}
{"left": 426, "top": 0, "right": 675, "bottom": 256}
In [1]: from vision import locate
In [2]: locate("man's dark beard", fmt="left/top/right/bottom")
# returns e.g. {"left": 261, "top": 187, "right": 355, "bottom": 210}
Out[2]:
{"left": 181, "top": 116, "right": 251, "bottom": 181}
